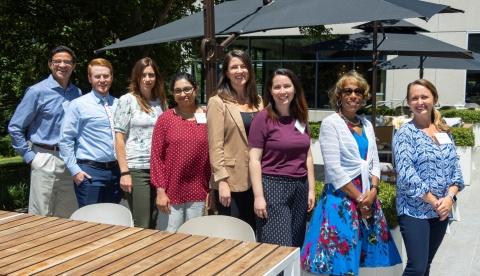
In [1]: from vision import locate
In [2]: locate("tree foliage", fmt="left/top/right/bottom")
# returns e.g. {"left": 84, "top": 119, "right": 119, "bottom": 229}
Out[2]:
{"left": 0, "top": 0, "right": 199, "bottom": 135}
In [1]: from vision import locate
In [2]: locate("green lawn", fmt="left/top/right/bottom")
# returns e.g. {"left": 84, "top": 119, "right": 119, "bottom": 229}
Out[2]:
{"left": 0, "top": 156, "right": 23, "bottom": 166}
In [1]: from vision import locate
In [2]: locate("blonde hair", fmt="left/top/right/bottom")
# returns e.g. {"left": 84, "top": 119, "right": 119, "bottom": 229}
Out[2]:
{"left": 88, "top": 58, "right": 113, "bottom": 76}
{"left": 406, "top": 79, "right": 450, "bottom": 132}
{"left": 329, "top": 71, "right": 370, "bottom": 111}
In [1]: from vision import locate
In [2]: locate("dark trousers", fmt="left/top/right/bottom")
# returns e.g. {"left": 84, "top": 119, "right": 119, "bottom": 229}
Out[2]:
{"left": 256, "top": 175, "right": 308, "bottom": 247}
{"left": 124, "top": 169, "right": 157, "bottom": 228}
{"left": 399, "top": 215, "right": 448, "bottom": 276}
{"left": 74, "top": 163, "right": 123, "bottom": 208}
{"left": 214, "top": 188, "right": 256, "bottom": 231}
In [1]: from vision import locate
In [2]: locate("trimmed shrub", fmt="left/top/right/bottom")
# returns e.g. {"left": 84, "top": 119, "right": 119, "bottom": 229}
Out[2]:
{"left": 451, "top": 127, "right": 475, "bottom": 147}
{"left": 0, "top": 157, "right": 29, "bottom": 211}
{"left": 0, "top": 135, "right": 15, "bottom": 157}
{"left": 442, "top": 109, "right": 480, "bottom": 124}
{"left": 309, "top": 121, "right": 320, "bottom": 139}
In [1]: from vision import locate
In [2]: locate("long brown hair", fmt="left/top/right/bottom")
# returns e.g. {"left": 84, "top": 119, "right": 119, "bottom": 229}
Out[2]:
{"left": 406, "top": 79, "right": 449, "bottom": 132}
{"left": 128, "top": 57, "right": 166, "bottom": 113}
{"left": 264, "top": 68, "right": 309, "bottom": 124}
{"left": 216, "top": 49, "right": 260, "bottom": 108}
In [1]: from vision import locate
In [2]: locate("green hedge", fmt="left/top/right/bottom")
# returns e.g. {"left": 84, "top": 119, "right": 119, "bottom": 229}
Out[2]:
{"left": 442, "top": 109, "right": 480, "bottom": 124}
{"left": 314, "top": 181, "right": 398, "bottom": 229}
{"left": 451, "top": 127, "right": 475, "bottom": 147}
{"left": 0, "top": 157, "right": 29, "bottom": 211}
{"left": 0, "top": 135, "right": 16, "bottom": 157}
{"left": 309, "top": 122, "right": 320, "bottom": 139}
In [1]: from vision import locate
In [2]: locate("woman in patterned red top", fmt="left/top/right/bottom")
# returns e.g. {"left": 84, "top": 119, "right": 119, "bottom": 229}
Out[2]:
{"left": 150, "top": 72, "right": 210, "bottom": 232}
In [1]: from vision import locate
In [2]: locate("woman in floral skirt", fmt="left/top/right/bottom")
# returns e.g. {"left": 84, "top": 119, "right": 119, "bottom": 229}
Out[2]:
{"left": 301, "top": 71, "right": 401, "bottom": 275}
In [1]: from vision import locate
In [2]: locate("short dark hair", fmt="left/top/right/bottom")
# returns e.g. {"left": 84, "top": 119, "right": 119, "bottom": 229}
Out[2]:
{"left": 49, "top": 45, "right": 77, "bottom": 63}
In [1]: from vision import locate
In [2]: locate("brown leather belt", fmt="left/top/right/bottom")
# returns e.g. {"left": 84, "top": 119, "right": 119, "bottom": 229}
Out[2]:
{"left": 34, "top": 143, "right": 59, "bottom": 151}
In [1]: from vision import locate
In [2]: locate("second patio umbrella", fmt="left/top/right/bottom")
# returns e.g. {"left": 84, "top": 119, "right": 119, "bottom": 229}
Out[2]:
{"left": 378, "top": 53, "right": 480, "bottom": 78}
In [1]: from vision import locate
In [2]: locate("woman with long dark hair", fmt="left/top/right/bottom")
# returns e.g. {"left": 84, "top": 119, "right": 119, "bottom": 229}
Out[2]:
{"left": 114, "top": 57, "right": 166, "bottom": 228}
{"left": 248, "top": 68, "right": 315, "bottom": 246}
{"left": 207, "top": 49, "right": 262, "bottom": 230}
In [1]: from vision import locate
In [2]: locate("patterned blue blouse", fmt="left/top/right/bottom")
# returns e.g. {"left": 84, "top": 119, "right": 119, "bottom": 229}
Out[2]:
{"left": 393, "top": 122, "right": 464, "bottom": 219}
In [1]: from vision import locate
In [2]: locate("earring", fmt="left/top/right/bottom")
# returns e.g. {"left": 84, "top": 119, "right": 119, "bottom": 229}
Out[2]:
{"left": 336, "top": 100, "right": 342, "bottom": 109}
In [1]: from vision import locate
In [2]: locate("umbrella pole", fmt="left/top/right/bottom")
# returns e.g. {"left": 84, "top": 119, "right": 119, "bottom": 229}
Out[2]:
{"left": 203, "top": 0, "right": 216, "bottom": 99}
{"left": 371, "top": 20, "right": 378, "bottom": 128}
{"left": 419, "top": 56, "right": 425, "bottom": 78}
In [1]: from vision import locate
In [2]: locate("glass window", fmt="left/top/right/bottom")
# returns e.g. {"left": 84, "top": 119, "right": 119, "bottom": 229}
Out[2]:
{"left": 466, "top": 33, "right": 480, "bottom": 104}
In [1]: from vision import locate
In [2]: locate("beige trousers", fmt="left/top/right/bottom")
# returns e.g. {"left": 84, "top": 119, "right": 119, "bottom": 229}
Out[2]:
{"left": 29, "top": 145, "right": 78, "bottom": 218}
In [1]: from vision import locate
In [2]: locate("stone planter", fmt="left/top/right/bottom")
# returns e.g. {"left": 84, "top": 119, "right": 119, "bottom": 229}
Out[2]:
{"left": 359, "top": 226, "right": 406, "bottom": 276}
{"left": 311, "top": 139, "right": 324, "bottom": 182}
{"left": 310, "top": 139, "right": 323, "bottom": 165}
{"left": 457, "top": 146, "right": 472, "bottom": 186}
{"left": 473, "top": 124, "right": 480, "bottom": 147}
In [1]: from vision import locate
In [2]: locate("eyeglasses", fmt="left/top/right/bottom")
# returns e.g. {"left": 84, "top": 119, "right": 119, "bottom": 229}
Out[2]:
{"left": 173, "top": 86, "right": 194, "bottom": 95}
{"left": 51, "top": 59, "right": 74, "bottom": 66}
{"left": 342, "top": 88, "right": 364, "bottom": 96}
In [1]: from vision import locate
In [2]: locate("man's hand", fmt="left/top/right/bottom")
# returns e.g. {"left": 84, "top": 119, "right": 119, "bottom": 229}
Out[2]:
{"left": 73, "top": 171, "right": 91, "bottom": 185}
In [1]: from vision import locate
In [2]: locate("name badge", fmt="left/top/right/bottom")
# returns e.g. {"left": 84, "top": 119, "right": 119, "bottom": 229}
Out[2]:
{"left": 194, "top": 113, "right": 207, "bottom": 124}
{"left": 435, "top": 132, "right": 453, "bottom": 145}
{"left": 295, "top": 119, "right": 306, "bottom": 134}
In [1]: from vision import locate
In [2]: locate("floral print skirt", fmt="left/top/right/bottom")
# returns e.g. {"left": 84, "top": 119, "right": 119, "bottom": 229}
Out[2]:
{"left": 301, "top": 182, "right": 401, "bottom": 275}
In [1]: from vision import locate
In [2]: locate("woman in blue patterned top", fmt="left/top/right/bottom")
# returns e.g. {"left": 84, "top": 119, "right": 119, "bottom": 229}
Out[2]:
{"left": 393, "top": 79, "right": 464, "bottom": 276}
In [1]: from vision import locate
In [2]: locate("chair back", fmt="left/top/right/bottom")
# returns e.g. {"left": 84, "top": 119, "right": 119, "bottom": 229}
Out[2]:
{"left": 176, "top": 215, "right": 256, "bottom": 242}
{"left": 70, "top": 203, "right": 133, "bottom": 227}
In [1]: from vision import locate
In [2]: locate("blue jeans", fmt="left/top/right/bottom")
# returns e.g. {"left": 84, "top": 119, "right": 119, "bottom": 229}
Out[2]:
{"left": 74, "top": 163, "right": 122, "bottom": 208}
{"left": 399, "top": 215, "right": 448, "bottom": 276}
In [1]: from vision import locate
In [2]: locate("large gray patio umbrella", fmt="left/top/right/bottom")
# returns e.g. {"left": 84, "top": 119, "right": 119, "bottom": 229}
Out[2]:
{"left": 311, "top": 32, "right": 472, "bottom": 59}
{"left": 378, "top": 53, "right": 480, "bottom": 78}
{"left": 96, "top": 0, "right": 462, "bottom": 123}
{"left": 97, "top": 0, "right": 457, "bottom": 52}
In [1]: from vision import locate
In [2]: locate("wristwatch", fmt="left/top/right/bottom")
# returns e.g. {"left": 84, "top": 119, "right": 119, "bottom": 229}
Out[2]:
{"left": 447, "top": 193, "right": 456, "bottom": 202}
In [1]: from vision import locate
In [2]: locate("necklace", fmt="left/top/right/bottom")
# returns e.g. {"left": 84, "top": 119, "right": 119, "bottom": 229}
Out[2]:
{"left": 339, "top": 112, "right": 361, "bottom": 126}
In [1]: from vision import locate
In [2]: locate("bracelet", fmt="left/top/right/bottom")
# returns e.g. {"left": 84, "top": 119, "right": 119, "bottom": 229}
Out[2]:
{"left": 370, "top": 184, "right": 379, "bottom": 193}
{"left": 120, "top": 171, "right": 131, "bottom": 176}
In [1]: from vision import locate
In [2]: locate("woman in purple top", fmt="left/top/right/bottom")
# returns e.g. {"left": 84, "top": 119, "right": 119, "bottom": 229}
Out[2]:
{"left": 248, "top": 68, "right": 315, "bottom": 246}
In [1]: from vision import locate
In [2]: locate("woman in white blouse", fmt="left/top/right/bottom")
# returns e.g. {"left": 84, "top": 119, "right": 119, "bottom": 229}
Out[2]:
{"left": 114, "top": 57, "right": 166, "bottom": 228}
{"left": 301, "top": 71, "right": 400, "bottom": 275}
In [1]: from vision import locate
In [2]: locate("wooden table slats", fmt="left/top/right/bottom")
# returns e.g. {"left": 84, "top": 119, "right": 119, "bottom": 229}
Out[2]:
{"left": 0, "top": 212, "right": 300, "bottom": 275}
{"left": 9, "top": 227, "right": 145, "bottom": 275}
{"left": 0, "top": 216, "right": 61, "bottom": 239}
{"left": 35, "top": 228, "right": 159, "bottom": 275}
{"left": 0, "top": 219, "right": 82, "bottom": 251}
{"left": 167, "top": 239, "right": 242, "bottom": 275}
{"left": 86, "top": 231, "right": 176, "bottom": 275}
{"left": 3, "top": 225, "right": 128, "bottom": 275}
{"left": 243, "top": 246, "right": 299, "bottom": 275}
{"left": 190, "top": 242, "right": 261, "bottom": 275}
{"left": 140, "top": 236, "right": 225, "bottom": 275}
{"left": 113, "top": 234, "right": 206, "bottom": 275}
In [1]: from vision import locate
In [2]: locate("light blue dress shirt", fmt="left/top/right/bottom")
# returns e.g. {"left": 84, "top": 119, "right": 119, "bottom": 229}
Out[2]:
{"left": 59, "top": 90, "right": 118, "bottom": 176}
{"left": 8, "top": 75, "right": 82, "bottom": 163}
{"left": 393, "top": 122, "right": 464, "bottom": 219}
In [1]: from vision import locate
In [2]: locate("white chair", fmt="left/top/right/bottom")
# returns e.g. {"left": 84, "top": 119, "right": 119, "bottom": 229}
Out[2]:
{"left": 70, "top": 203, "right": 134, "bottom": 227}
{"left": 176, "top": 215, "right": 256, "bottom": 242}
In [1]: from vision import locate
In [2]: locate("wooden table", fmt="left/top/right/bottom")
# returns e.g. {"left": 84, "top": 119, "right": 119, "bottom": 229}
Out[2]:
{"left": 0, "top": 211, "right": 300, "bottom": 275}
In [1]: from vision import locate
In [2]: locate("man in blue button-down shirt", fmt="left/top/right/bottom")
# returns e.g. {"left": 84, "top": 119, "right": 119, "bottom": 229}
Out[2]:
{"left": 60, "top": 58, "right": 122, "bottom": 207}
{"left": 8, "top": 45, "right": 82, "bottom": 218}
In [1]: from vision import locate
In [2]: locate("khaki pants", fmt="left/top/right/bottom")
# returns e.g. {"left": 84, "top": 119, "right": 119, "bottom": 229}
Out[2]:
{"left": 29, "top": 145, "right": 78, "bottom": 218}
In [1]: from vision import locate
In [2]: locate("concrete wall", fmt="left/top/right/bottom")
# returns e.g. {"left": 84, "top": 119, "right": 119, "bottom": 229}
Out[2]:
{"left": 384, "top": 0, "right": 480, "bottom": 107}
